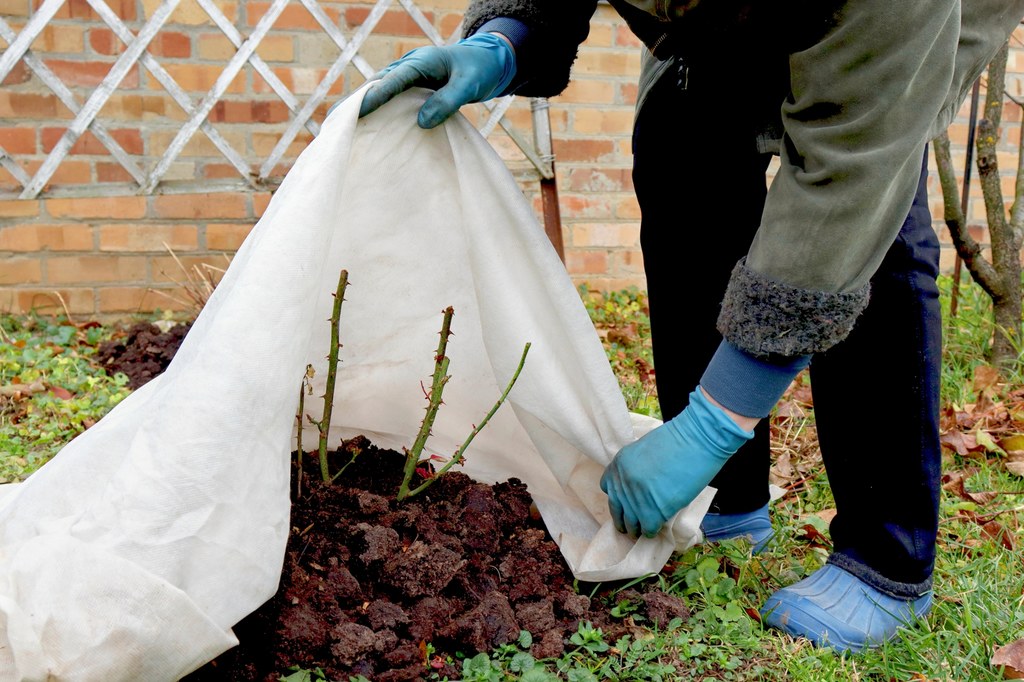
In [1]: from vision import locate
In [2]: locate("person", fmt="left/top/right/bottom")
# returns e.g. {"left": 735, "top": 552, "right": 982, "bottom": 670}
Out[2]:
{"left": 352, "top": 0, "right": 1024, "bottom": 653}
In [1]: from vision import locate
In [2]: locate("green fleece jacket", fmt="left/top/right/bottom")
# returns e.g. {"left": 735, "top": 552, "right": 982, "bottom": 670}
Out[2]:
{"left": 464, "top": 0, "right": 1024, "bottom": 358}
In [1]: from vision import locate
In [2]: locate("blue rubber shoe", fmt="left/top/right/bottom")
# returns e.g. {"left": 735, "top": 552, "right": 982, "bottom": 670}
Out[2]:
{"left": 760, "top": 563, "right": 933, "bottom": 653}
{"left": 700, "top": 503, "right": 774, "bottom": 553}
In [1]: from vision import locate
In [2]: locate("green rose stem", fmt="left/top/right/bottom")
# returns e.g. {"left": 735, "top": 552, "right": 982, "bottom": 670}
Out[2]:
{"left": 398, "top": 307, "right": 530, "bottom": 500}
{"left": 313, "top": 269, "right": 349, "bottom": 484}
{"left": 295, "top": 363, "right": 313, "bottom": 498}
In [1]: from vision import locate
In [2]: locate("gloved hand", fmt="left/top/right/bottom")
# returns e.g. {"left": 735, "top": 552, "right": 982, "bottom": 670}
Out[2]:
{"left": 600, "top": 387, "right": 754, "bottom": 538}
{"left": 357, "top": 32, "right": 516, "bottom": 129}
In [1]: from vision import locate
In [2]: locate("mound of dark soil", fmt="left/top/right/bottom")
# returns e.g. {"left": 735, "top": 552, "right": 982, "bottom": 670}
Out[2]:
{"left": 99, "top": 318, "right": 688, "bottom": 681}
{"left": 96, "top": 321, "right": 192, "bottom": 389}
{"left": 182, "top": 440, "right": 689, "bottom": 682}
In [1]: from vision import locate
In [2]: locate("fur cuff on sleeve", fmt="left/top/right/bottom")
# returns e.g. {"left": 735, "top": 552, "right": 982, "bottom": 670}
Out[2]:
{"left": 716, "top": 260, "right": 870, "bottom": 357}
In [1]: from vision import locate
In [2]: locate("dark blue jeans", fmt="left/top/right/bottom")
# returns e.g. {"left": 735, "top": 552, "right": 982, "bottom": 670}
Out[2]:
{"left": 633, "top": 58, "right": 941, "bottom": 598}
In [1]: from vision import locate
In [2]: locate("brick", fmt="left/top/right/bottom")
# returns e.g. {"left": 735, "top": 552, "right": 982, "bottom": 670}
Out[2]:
{"left": 585, "top": 23, "right": 613, "bottom": 47}
{"left": 98, "top": 286, "right": 188, "bottom": 313}
{"left": 615, "top": 196, "right": 641, "bottom": 220}
{"left": 573, "top": 50, "right": 641, "bottom": 77}
{"left": 89, "top": 28, "right": 121, "bottom": 55}
{"left": 552, "top": 138, "right": 616, "bottom": 164}
{"left": 0, "top": 92, "right": 66, "bottom": 119}
{"left": 565, "top": 250, "right": 608, "bottom": 276}
{"left": 565, "top": 168, "right": 632, "bottom": 193}
{"left": 43, "top": 60, "right": 140, "bottom": 88}
{"left": 206, "top": 222, "right": 252, "bottom": 250}
{"left": 97, "top": 162, "right": 135, "bottom": 183}
{"left": 3, "top": 287, "right": 94, "bottom": 315}
{"left": 0, "top": 257, "right": 42, "bottom": 284}
{"left": 0, "top": 223, "right": 91, "bottom": 251}
{"left": 161, "top": 63, "right": 245, "bottom": 93}
{"left": 571, "top": 223, "right": 639, "bottom": 248}
{"left": 98, "top": 93, "right": 178, "bottom": 121}
{"left": 0, "top": 200, "right": 39, "bottom": 218}
{"left": 1, "top": 61, "right": 28, "bottom": 85}
{"left": 47, "top": 255, "right": 147, "bottom": 284}
{"left": 572, "top": 108, "right": 634, "bottom": 136}
{"left": 155, "top": 31, "right": 192, "bottom": 58}
{"left": 248, "top": 2, "right": 341, "bottom": 28}
{"left": 345, "top": 7, "right": 431, "bottom": 35}
{"left": 619, "top": 82, "right": 639, "bottom": 105}
{"left": 19, "top": 159, "right": 92, "bottom": 187}
{"left": 99, "top": 224, "right": 198, "bottom": 252}
{"left": 0, "top": 0, "right": 29, "bottom": 16}
{"left": 208, "top": 100, "right": 290, "bottom": 124}
{"left": 202, "top": 163, "right": 244, "bottom": 180}
{"left": 149, "top": 254, "right": 230, "bottom": 285}
{"left": 252, "top": 131, "right": 313, "bottom": 157}
{"left": 150, "top": 130, "right": 247, "bottom": 158}
{"left": 30, "top": 24, "right": 85, "bottom": 52}
{"left": 0, "top": 127, "right": 35, "bottom": 154}
{"left": 253, "top": 67, "right": 342, "bottom": 96}
{"left": 252, "top": 192, "right": 272, "bottom": 218}
{"left": 141, "top": 0, "right": 236, "bottom": 25}
{"left": 556, "top": 79, "right": 615, "bottom": 105}
{"left": 153, "top": 193, "right": 248, "bottom": 219}
{"left": 39, "top": 0, "right": 135, "bottom": 20}
{"left": 199, "top": 32, "right": 292, "bottom": 62}
{"left": 197, "top": 33, "right": 235, "bottom": 61}
{"left": 614, "top": 25, "right": 643, "bottom": 48}
{"left": 612, "top": 249, "right": 645, "bottom": 274}
{"left": 559, "top": 194, "right": 613, "bottom": 219}
{"left": 41, "top": 128, "right": 144, "bottom": 156}
{"left": 439, "top": 13, "right": 462, "bottom": 36}
{"left": 256, "top": 35, "right": 295, "bottom": 62}
{"left": 47, "top": 196, "right": 148, "bottom": 219}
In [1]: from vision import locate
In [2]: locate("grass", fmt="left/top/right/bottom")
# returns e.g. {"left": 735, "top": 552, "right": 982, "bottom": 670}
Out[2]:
{"left": 1, "top": 275, "right": 1022, "bottom": 680}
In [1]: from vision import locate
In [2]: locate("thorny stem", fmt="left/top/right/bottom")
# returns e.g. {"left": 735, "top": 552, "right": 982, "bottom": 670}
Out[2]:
{"left": 403, "top": 341, "right": 531, "bottom": 499}
{"left": 398, "top": 306, "right": 454, "bottom": 501}
{"left": 317, "top": 270, "right": 349, "bottom": 484}
{"left": 331, "top": 441, "right": 363, "bottom": 482}
{"left": 295, "top": 364, "right": 313, "bottom": 499}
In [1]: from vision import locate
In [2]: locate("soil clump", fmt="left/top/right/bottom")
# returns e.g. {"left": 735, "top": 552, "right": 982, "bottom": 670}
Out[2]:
{"left": 96, "top": 321, "right": 192, "bottom": 389}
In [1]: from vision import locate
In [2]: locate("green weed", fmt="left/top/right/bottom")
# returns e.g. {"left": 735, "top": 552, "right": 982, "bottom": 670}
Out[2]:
{"left": 0, "top": 314, "right": 130, "bottom": 481}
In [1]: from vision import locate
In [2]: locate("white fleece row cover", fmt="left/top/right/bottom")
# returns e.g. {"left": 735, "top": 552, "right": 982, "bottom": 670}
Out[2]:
{"left": 0, "top": 87, "right": 712, "bottom": 681}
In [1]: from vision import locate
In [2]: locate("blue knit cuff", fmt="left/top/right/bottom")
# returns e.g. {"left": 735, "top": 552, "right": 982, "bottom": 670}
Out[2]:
{"left": 476, "top": 17, "right": 531, "bottom": 96}
{"left": 476, "top": 17, "right": 531, "bottom": 53}
{"left": 700, "top": 341, "right": 810, "bottom": 419}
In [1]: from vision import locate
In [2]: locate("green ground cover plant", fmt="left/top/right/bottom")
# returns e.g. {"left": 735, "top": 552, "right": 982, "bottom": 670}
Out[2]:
{"left": 0, "top": 314, "right": 130, "bottom": 482}
{"left": 0, "top": 274, "right": 1022, "bottom": 680}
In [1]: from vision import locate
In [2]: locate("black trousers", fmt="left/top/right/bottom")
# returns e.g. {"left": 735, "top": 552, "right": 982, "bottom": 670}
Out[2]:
{"left": 632, "top": 58, "right": 941, "bottom": 596}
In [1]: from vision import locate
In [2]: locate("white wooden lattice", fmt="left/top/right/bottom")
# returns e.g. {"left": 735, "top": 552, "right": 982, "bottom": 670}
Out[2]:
{"left": 0, "top": 0, "right": 555, "bottom": 200}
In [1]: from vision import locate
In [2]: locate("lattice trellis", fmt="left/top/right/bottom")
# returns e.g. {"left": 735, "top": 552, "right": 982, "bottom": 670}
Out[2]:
{"left": 0, "top": 0, "right": 556, "bottom": 200}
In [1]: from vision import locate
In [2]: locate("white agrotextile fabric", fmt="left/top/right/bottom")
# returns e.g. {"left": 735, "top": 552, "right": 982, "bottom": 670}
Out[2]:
{"left": 0, "top": 86, "right": 713, "bottom": 681}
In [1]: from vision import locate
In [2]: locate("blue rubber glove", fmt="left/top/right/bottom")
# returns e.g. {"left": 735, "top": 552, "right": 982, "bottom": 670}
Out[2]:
{"left": 357, "top": 33, "right": 516, "bottom": 129}
{"left": 600, "top": 387, "right": 754, "bottom": 538}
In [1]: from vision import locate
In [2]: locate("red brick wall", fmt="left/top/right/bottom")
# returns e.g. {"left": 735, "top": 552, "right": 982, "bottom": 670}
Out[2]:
{"left": 0, "top": 2, "right": 1021, "bottom": 317}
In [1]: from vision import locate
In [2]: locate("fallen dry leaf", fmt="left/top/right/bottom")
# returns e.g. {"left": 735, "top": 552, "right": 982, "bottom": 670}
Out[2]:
{"left": 941, "top": 430, "right": 979, "bottom": 457}
{"left": 1006, "top": 461, "right": 1024, "bottom": 477}
{"left": 48, "top": 386, "right": 73, "bottom": 400}
{"left": 0, "top": 380, "right": 46, "bottom": 398}
{"left": 981, "top": 520, "right": 1017, "bottom": 551}
{"left": 813, "top": 508, "right": 837, "bottom": 524}
{"left": 974, "top": 364, "right": 1002, "bottom": 393}
{"left": 991, "top": 638, "right": 1024, "bottom": 679}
